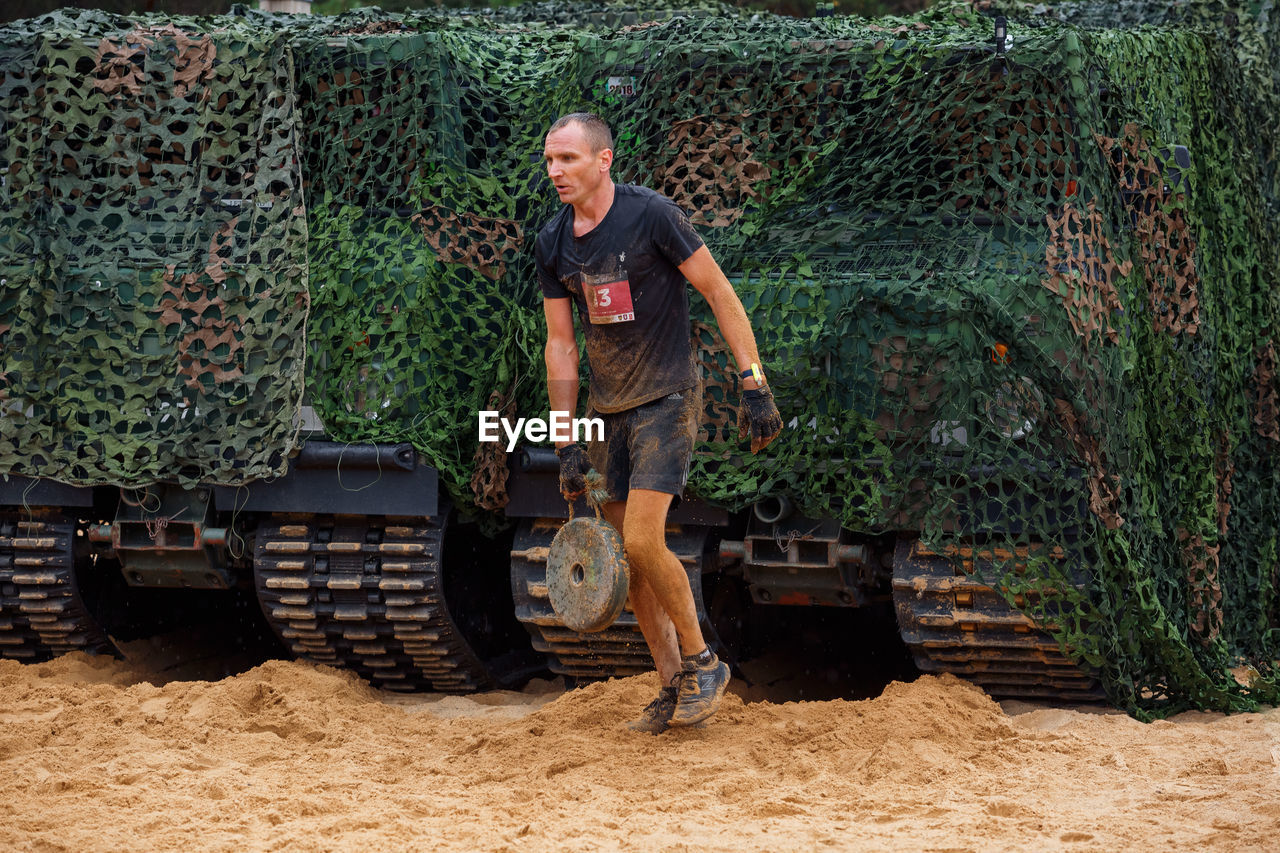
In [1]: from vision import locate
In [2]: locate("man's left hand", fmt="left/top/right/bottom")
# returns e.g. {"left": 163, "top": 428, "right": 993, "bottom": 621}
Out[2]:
{"left": 739, "top": 387, "right": 783, "bottom": 453}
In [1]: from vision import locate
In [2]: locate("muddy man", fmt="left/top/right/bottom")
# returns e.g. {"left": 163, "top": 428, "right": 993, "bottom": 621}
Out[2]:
{"left": 536, "top": 112, "right": 783, "bottom": 733}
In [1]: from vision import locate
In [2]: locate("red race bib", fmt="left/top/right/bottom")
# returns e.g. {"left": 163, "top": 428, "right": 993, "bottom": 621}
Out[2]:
{"left": 583, "top": 275, "right": 635, "bottom": 324}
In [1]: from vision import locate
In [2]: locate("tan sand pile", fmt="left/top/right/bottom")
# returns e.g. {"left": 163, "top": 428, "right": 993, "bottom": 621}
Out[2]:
{"left": 2, "top": 654, "right": 1278, "bottom": 852}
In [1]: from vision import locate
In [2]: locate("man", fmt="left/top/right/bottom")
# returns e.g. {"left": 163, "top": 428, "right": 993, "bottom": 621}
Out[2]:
{"left": 536, "top": 112, "right": 782, "bottom": 733}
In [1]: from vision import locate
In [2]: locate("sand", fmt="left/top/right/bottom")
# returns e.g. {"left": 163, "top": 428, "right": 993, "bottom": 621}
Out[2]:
{"left": 2, "top": 652, "right": 1278, "bottom": 852}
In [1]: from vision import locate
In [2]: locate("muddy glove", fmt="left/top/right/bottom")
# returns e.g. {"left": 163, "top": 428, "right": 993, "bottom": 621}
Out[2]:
{"left": 739, "top": 386, "right": 783, "bottom": 453}
{"left": 556, "top": 442, "right": 592, "bottom": 501}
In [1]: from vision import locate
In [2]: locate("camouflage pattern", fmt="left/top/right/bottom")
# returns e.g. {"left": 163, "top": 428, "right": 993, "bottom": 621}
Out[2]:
{"left": 0, "top": 1, "right": 1277, "bottom": 716}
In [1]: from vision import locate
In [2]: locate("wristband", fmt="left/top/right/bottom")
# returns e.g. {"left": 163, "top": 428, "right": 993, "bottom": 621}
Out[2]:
{"left": 739, "top": 362, "right": 765, "bottom": 384}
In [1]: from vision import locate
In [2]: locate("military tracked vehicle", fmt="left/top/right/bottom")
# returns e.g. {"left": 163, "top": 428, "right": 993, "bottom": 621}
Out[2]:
{"left": 2, "top": 3, "right": 1277, "bottom": 716}
{"left": 505, "top": 6, "right": 1280, "bottom": 714}
{"left": 510, "top": 25, "right": 1124, "bottom": 702}
{"left": 0, "top": 11, "right": 529, "bottom": 692}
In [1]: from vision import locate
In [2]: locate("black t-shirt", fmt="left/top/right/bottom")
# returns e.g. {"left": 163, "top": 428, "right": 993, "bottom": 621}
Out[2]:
{"left": 536, "top": 184, "right": 705, "bottom": 413}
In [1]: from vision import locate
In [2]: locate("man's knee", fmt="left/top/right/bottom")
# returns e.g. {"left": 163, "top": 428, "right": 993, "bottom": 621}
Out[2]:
{"left": 621, "top": 516, "right": 668, "bottom": 571}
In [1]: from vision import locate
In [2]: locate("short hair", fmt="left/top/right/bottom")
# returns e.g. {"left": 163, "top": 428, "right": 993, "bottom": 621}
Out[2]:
{"left": 548, "top": 112, "right": 614, "bottom": 154}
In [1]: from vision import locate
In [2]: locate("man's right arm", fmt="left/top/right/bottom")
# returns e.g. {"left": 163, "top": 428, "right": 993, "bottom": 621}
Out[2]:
{"left": 543, "top": 296, "right": 580, "bottom": 449}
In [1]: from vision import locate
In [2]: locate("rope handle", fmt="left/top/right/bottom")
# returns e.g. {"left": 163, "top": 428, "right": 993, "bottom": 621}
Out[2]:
{"left": 568, "top": 469, "right": 611, "bottom": 522}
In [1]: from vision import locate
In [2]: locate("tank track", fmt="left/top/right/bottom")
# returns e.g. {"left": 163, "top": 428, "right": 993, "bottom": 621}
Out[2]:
{"left": 510, "top": 518, "right": 713, "bottom": 679}
{"left": 253, "top": 508, "right": 493, "bottom": 693}
{"left": 892, "top": 537, "right": 1104, "bottom": 702}
{"left": 0, "top": 514, "right": 115, "bottom": 661}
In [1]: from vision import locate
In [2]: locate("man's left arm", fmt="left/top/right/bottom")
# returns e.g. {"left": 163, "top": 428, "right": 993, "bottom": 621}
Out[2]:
{"left": 680, "top": 245, "right": 783, "bottom": 453}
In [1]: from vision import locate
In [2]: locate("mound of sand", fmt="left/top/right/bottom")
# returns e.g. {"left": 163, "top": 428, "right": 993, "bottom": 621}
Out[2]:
{"left": 1, "top": 654, "right": 1277, "bottom": 851}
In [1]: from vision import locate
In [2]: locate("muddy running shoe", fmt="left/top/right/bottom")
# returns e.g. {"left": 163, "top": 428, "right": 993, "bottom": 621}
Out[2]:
{"left": 627, "top": 685, "right": 679, "bottom": 734}
{"left": 669, "top": 648, "right": 730, "bottom": 727}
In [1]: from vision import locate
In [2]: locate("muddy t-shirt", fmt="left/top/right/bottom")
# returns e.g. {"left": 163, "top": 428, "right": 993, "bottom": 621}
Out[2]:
{"left": 536, "top": 184, "right": 704, "bottom": 413}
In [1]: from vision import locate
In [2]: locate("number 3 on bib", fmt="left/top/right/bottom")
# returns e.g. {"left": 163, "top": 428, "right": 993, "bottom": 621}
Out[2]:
{"left": 585, "top": 277, "right": 635, "bottom": 324}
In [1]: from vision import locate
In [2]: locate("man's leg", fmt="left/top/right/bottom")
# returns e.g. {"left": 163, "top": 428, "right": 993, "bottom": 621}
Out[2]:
{"left": 613, "top": 488, "right": 728, "bottom": 728}
{"left": 603, "top": 497, "right": 678, "bottom": 733}
{"left": 602, "top": 492, "right": 704, "bottom": 685}
{"left": 618, "top": 489, "right": 706, "bottom": 652}
{"left": 600, "top": 389, "right": 727, "bottom": 728}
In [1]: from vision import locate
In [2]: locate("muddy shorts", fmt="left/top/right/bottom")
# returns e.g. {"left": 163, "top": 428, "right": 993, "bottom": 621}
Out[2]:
{"left": 586, "top": 385, "right": 700, "bottom": 504}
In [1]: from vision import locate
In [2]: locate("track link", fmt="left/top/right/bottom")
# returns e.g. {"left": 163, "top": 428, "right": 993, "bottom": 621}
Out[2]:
{"left": 0, "top": 514, "right": 114, "bottom": 661}
{"left": 511, "top": 518, "right": 713, "bottom": 679}
{"left": 892, "top": 537, "right": 1104, "bottom": 702}
{"left": 253, "top": 508, "right": 493, "bottom": 693}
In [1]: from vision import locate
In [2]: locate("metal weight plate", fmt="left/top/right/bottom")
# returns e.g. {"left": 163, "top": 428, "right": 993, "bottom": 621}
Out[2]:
{"left": 546, "top": 516, "right": 630, "bottom": 633}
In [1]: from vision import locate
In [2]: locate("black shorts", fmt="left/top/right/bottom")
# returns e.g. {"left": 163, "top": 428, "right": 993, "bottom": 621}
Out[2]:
{"left": 586, "top": 386, "right": 700, "bottom": 504}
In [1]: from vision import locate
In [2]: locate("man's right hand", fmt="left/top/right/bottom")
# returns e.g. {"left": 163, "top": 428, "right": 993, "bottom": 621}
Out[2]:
{"left": 556, "top": 443, "right": 591, "bottom": 501}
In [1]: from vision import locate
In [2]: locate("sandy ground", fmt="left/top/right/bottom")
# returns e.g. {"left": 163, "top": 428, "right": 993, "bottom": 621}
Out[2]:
{"left": 2, "top": 649, "right": 1279, "bottom": 853}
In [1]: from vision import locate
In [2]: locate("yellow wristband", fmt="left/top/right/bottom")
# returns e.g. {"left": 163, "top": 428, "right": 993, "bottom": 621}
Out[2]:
{"left": 739, "top": 363, "right": 764, "bottom": 384}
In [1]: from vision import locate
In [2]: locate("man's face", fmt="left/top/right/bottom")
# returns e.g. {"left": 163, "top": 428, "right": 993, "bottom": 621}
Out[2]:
{"left": 544, "top": 122, "right": 611, "bottom": 207}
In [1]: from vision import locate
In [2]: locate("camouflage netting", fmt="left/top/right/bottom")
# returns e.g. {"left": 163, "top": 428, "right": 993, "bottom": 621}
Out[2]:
{"left": 1, "top": 0, "right": 1278, "bottom": 715}
{"left": 0, "top": 11, "right": 309, "bottom": 486}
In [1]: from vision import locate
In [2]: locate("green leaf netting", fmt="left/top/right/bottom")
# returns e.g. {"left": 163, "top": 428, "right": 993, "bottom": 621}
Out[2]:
{"left": 291, "top": 20, "right": 581, "bottom": 506}
{"left": 1, "top": 1, "right": 1278, "bottom": 715}
{"left": 0, "top": 10, "right": 310, "bottom": 486}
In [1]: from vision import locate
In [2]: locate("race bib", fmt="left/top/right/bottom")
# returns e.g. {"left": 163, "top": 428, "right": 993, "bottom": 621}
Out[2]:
{"left": 583, "top": 275, "right": 635, "bottom": 324}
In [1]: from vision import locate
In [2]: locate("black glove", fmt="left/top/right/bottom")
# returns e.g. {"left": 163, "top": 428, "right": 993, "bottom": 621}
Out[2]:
{"left": 739, "top": 386, "right": 783, "bottom": 454}
{"left": 556, "top": 442, "right": 591, "bottom": 501}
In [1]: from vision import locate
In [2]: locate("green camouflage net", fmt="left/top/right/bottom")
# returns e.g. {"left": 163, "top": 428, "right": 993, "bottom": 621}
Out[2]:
{"left": 290, "top": 18, "right": 579, "bottom": 508}
{"left": 0, "top": 9, "right": 309, "bottom": 486}
{"left": 1, "top": 1, "right": 1278, "bottom": 715}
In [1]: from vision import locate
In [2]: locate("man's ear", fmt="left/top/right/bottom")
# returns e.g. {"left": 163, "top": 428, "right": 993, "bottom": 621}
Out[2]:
{"left": 599, "top": 147, "right": 614, "bottom": 171}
